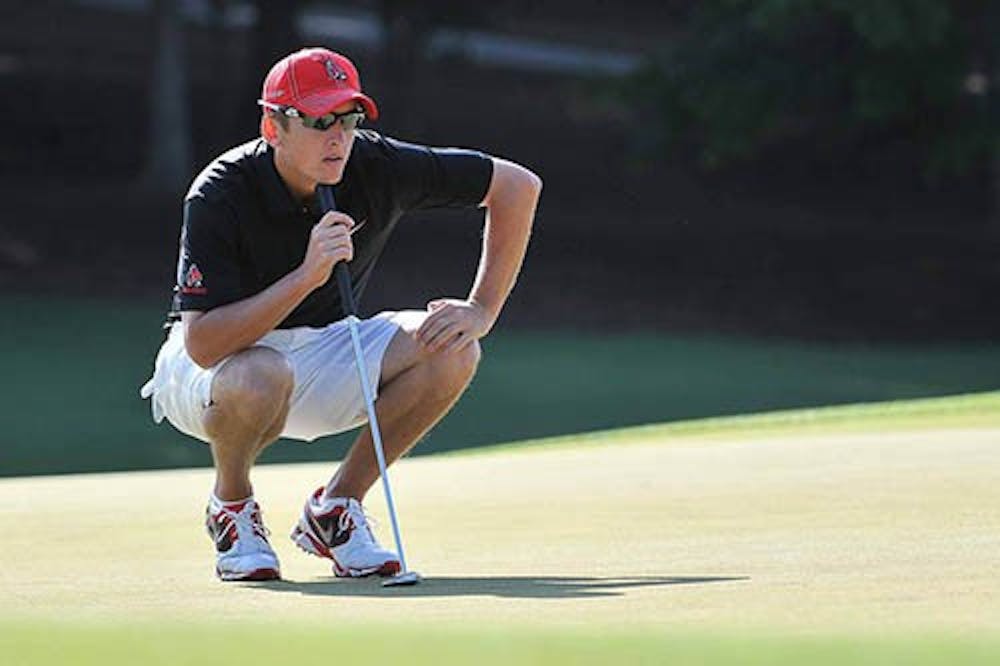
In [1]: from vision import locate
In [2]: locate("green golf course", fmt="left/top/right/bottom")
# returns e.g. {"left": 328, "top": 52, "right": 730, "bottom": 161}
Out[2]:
{"left": 6, "top": 1, "right": 999, "bottom": 662}
{"left": 3, "top": 392, "right": 999, "bottom": 664}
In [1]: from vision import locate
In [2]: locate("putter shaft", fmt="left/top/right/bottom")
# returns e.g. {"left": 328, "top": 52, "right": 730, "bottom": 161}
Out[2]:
{"left": 344, "top": 314, "right": 410, "bottom": 574}
{"left": 317, "top": 184, "right": 414, "bottom": 580}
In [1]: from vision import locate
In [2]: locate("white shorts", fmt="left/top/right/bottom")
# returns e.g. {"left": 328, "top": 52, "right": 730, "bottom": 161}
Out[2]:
{"left": 139, "top": 311, "right": 418, "bottom": 443}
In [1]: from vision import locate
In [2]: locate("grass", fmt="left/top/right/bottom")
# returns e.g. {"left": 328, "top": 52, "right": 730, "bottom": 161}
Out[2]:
{"left": 2, "top": 393, "right": 999, "bottom": 664}
{"left": 4, "top": 621, "right": 999, "bottom": 666}
{"left": 4, "top": 294, "right": 1000, "bottom": 476}
{"left": 459, "top": 389, "right": 1000, "bottom": 456}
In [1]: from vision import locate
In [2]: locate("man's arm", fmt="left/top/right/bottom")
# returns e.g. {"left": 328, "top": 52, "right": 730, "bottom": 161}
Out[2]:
{"left": 416, "top": 157, "right": 542, "bottom": 352}
{"left": 184, "top": 211, "right": 355, "bottom": 368}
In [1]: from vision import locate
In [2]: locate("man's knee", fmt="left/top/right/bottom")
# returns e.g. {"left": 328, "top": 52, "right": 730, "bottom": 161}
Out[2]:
{"left": 206, "top": 347, "right": 294, "bottom": 432}
{"left": 455, "top": 338, "right": 482, "bottom": 377}
{"left": 429, "top": 338, "right": 481, "bottom": 387}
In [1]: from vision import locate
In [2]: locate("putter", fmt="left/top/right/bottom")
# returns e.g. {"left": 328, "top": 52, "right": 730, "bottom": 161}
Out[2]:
{"left": 317, "top": 185, "right": 421, "bottom": 588}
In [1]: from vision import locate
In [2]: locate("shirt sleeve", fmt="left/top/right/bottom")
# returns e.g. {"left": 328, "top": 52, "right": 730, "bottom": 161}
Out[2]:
{"left": 381, "top": 135, "right": 494, "bottom": 212}
{"left": 173, "top": 196, "right": 243, "bottom": 312}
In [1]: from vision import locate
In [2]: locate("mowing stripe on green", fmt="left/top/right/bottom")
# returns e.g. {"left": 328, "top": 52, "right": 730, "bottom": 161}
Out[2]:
{"left": 6, "top": 292, "right": 1000, "bottom": 475}
{"left": 3, "top": 621, "right": 1000, "bottom": 666}
{"left": 446, "top": 390, "right": 1000, "bottom": 457}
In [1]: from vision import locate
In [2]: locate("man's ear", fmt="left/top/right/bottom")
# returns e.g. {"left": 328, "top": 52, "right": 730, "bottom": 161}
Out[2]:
{"left": 261, "top": 114, "right": 279, "bottom": 146}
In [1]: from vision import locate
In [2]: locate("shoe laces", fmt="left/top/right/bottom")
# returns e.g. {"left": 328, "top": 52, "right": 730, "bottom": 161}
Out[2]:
{"left": 342, "top": 499, "right": 381, "bottom": 548}
{"left": 221, "top": 500, "right": 271, "bottom": 546}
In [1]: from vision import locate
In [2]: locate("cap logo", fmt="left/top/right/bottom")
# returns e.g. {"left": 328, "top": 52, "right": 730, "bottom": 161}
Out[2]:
{"left": 324, "top": 59, "right": 348, "bottom": 84}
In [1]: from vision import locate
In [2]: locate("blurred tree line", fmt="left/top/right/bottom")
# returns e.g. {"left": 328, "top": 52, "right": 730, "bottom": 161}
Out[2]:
{"left": 630, "top": 0, "right": 999, "bottom": 218}
{"left": 136, "top": 0, "right": 999, "bottom": 220}
{"left": 145, "top": 0, "right": 492, "bottom": 191}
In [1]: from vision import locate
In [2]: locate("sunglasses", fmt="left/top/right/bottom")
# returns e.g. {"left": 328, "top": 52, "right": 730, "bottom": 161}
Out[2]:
{"left": 258, "top": 100, "right": 366, "bottom": 131}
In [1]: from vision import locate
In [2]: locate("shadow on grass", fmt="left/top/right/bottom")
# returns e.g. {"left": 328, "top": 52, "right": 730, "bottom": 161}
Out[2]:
{"left": 244, "top": 575, "right": 748, "bottom": 599}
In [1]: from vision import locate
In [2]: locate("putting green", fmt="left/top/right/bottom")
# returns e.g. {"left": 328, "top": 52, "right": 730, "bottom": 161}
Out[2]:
{"left": 2, "top": 407, "right": 999, "bottom": 663}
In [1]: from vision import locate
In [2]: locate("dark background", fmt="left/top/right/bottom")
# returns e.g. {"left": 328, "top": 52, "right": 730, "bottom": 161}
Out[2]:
{"left": 3, "top": 0, "right": 998, "bottom": 340}
{"left": 1, "top": 1, "right": 998, "bottom": 476}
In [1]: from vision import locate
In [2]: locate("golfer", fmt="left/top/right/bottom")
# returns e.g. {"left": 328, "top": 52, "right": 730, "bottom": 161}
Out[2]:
{"left": 140, "top": 47, "right": 541, "bottom": 581}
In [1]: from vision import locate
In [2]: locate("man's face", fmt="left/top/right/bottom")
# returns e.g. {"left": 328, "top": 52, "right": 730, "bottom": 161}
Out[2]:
{"left": 268, "top": 100, "right": 361, "bottom": 198}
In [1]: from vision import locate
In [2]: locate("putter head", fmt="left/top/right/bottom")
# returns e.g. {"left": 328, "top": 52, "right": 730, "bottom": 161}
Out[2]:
{"left": 382, "top": 570, "right": 421, "bottom": 587}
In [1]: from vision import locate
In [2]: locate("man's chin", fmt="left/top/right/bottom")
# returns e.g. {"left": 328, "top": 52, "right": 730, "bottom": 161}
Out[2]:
{"left": 317, "top": 162, "right": 345, "bottom": 185}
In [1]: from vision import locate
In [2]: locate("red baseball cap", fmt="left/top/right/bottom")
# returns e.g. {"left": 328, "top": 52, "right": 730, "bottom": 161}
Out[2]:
{"left": 261, "top": 47, "right": 379, "bottom": 120}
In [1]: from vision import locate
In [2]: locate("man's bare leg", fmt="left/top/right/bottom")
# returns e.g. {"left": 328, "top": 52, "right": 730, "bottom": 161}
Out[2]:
{"left": 325, "top": 314, "right": 480, "bottom": 499}
{"left": 202, "top": 347, "right": 294, "bottom": 501}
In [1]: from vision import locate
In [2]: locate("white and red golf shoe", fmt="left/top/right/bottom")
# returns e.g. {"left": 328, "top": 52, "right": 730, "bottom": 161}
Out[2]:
{"left": 205, "top": 496, "right": 281, "bottom": 581}
{"left": 290, "top": 487, "right": 401, "bottom": 577}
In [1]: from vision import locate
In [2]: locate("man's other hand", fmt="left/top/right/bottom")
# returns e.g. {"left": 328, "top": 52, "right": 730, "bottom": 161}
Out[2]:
{"left": 416, "top": 298, "right": 493, "bottom": 353}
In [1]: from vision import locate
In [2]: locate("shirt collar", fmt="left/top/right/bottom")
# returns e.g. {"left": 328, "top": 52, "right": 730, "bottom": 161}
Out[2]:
{"left": 255, "top": 139, "right": 312, "bottom": 217}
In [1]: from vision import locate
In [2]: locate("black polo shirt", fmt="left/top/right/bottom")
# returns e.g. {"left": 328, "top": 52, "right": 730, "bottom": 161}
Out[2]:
{"left": 169, "top": 131, "right": 493, "bottom": 328}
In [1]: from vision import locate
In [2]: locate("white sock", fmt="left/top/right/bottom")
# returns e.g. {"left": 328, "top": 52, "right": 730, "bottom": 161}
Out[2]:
{"left": 211, "top": 492, "right": 253, "bottom": 509}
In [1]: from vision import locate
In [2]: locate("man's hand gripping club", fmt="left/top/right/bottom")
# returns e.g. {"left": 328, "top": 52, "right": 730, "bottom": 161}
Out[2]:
{"left": 300, "top": 211, "right": 356, "bottom": 290}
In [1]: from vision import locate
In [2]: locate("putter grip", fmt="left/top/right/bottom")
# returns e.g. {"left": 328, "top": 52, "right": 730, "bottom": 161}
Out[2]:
{"left": 316, "top": 185, "right": 358, "bottom": 317}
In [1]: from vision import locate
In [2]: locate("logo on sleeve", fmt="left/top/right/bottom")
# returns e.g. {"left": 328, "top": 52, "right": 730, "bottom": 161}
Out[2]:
{"left": 181, "top": 263, "right": 208, "bottom": 295}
